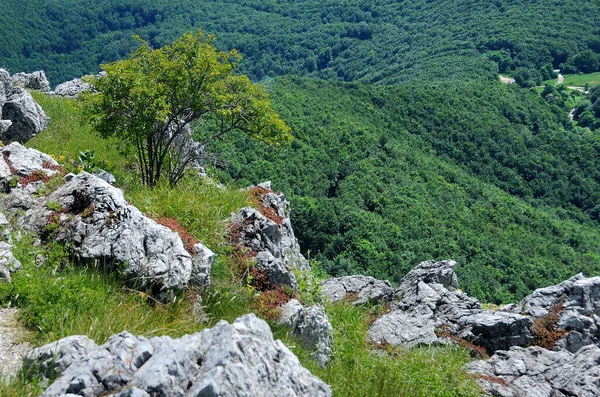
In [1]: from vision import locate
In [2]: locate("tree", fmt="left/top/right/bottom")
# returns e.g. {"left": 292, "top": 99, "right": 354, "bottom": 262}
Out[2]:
{"left": 82, "top": 31, "right": 292, "bottom": 187}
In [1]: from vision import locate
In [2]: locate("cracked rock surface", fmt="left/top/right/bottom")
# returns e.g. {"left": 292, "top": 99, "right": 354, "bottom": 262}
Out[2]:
{"left": 27, "top": 314, "right": 332, "bottom": 397}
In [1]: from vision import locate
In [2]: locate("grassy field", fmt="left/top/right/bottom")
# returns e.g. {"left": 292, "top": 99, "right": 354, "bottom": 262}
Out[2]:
{"left": 0, "top": 93, "right": 483, "bottom": 396}
{"left": 562, "top": 72, "right": 600, "bottom": 88}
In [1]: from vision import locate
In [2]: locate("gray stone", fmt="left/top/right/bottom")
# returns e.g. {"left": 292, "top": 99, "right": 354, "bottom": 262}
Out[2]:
{"left": 0, "top": 166, "right": 193, "bottom": 296}
{"left": 466, "top": 345, "right": 600, "bottom": 397}
{"left": 321, "top": 275, "right": 394, "bottom": 306}
{"left": 520, "top": 274, "right": 600, "bottom": 353}
{"left": 1, "top": 88, "right": 50, "bottom": 142}
{"left": 0, "top": 69, "right": 11, "bottom": 95}
{"left": 191, "top": 242, "right": 214, "bottom": 288}
{"left": 521, "top": 273, "right": 584, "bottom": 317}
{"left": 32, "top": 314, "right": 331, "bottom": 397}
{"left": 52, "top": 78, "right": 92, "bottom": 98}
{"left": 0, "top": 120, "right": 12, "bottom": 135}
{"left": 230, "top": 183, "right": 311, "bottom": 290}
{"left": 368, "top": 260, "right": 534, "bottom": 354}
{"left": 41, "top": 172, "right": 193, "bottom": 294}
{"left": 0, "top": 211, "right": 20, "bottom": 281}
{"left": 93, "top": 169, "right": 116, "bottom": 184}
{"left": 277, "top": 300, "right": 333, "bottom": 367}
{"left": 11, "top": 71, "right": 50, "bottom": 92}
{"left": 457, "top": 311, "right": 535, "bottom": 353}
{"left": 395, "top": 259, "right": 459, "bottom": 300}
{"left": 26, "top": 335, "right": 98, "bottom": 379}
{"left": 1, "top": 142, "right": 58, "bottom": 177}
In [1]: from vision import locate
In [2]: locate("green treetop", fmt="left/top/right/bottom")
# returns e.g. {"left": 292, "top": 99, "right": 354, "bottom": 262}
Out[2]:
{"left": 82, "top": 31, "right": 292, "bottom": 187}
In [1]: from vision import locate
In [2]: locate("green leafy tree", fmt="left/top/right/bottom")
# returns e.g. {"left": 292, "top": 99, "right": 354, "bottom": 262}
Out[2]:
{"left": 82, "top": 31, "right": 292, "bottom": 187}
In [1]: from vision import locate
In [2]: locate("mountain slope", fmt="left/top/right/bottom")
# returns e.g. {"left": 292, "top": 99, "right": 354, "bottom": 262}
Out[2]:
{"left": 208, "top": 76, "right": 600, "bottom": 303}
{"left": 1, "top": 0, "right": 599, "bottom": 85}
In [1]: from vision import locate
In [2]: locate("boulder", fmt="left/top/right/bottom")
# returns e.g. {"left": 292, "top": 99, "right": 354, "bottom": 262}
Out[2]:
{"left": 28, "top": 314, "right": 332, "bottom": 397}
{"left": 11, "top": 71, "right": 50, "bottom": 92}
{"left": 0, "top": 147, "right": 194, "bottom": 296}
{"left": 368, "top": 260, "right": 535, "bottom": 354}
{"left": 521, "top": 273, "right": 584, "bottom": 317}
{"left": 395, "top": 259, "right": 459, "bottom": 300}
{"left": 1, "top": 87, "right": 50, "bottom": 142}
{"left": 278, "top": 300, "right": 333, "bottom": 367}
{"left": 26, "top": 335, "right": 98, "bottom": 379}
{"left": 32, "top": 172, "right": 192, "bottom": 294}
{"left": 1, "top": 141, "right": 58, "bottom": 177}
{"left": 0, "top": 212, "right": 20, "bottom": 282}
{"left": 520, "top": 274, "right": 600, "bottom": 353}
{"left": 191, "top": 242, "right": 214, "bottom": 288}
{"left": 52, "top": 77, "right": 92, "bottom": 98}
{"left": 321, "top": 275, "right": 394, "bottom": 306}
{"left": 466, "top": 345, "right": 600, "bottom": 397}
{"left": 231, "top": 184, "right": 311, "bottom": 289}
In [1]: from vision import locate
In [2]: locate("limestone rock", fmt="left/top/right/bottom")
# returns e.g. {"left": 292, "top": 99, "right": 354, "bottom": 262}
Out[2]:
{"left": 191, "top": 242, "right": 214, "bottom": 288}
{"left": 40, "top": 172, "right": 192, "bottom": 294}
{"left": 466, "top": 345, "right": 600, "bottom": 397}
{"left": 368, "top": 260, "right": 535, "bottom": 354}
{"left": 0, "top": 157, "right": 193, "bottom": 296}
{"left": 26, "top": 335, "right": 98, "bottom": 379}
{"left": 11, "top": 71, "right": 50, "bottom": 92}
{"left": 278, "top": 300, "right": 333, "bottom": 367}
{"left": 521, "top": 274, "right": 600, "bottom": 353}
{"left": 29, "top": 314, "right": 332, "bottom": 397}
{"left": 1, "top": 142, "right": 58, "bottom": 178}
{"left": 395, "top": 259, "right": 459, "bottom": 300}
{"left": 1, "top": 87, "right": 50, "bottom": 142}
{"left": 231, "top": 183, "right": 311, "bottom": 289}
{"left": 521, "top": 273, "right": 585, "bottom": 317}
{"left": 321, "top": 275, "right": 394, "bottom": 306}
{"left": 0, "top": 212, "right": 20, "bottom": 281}
{"left": 52, "top": 77, "right": 92, "bottom": 98}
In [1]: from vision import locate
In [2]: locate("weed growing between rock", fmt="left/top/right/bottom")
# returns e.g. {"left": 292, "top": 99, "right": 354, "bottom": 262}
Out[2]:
{"left": 532, "top": 303, "right": 569, "bottom": 349}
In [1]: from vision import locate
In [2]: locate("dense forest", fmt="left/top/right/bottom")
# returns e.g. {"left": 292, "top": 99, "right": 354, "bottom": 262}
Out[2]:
{"left": 208, "top": 77, "right": 600, "bottom": 303}
{"left": 2, "top": 0, "right": 600, "bottom": 303}
{"left": 1, "top": 0, "right": 600, "bottom": 86}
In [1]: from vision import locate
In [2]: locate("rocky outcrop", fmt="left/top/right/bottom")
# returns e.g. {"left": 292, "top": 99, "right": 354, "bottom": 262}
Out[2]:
{"left": 0, "top": 69, "right": 49, "bottom": 142}
{"left": 519, "top": 273, "right": 600, "bottom": 353}
{"left": 368, "top": 260, "right": 535, "bottom": 354}
{"left": 26, "top": 314, "right": 332, "bottom": 397}
{"left": 321, "top": 275, "right": 394, "bottom": 306}
{"left": 231, "top": 181, "right": 310, "bottom": 289}
{"left": 278, "top": 299, "right": 333, "bottom": 367}
{"left": 191, "top": 242, "right": 214, "bottom": 288}
{"left": 52, "top": 77, "right": 92, "bottom": 98}
{"left": 0, "top": 212, "right": 21, "bottom": 282}
{"left": 11, "top": 71, "right": 50, "bottom": 92}
{"left": 466, "top": 345, "right": 600, "bottom": 397}
{"left": 0, "top": 143, "right": 207, "bottom": 296}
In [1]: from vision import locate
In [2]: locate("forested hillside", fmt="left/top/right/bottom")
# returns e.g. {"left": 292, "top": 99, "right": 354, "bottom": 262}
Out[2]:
{"left": 2, "top": 0, "right": 600, "bottom": 303}
{"left": 209, "top": 77, "right": 600, "bottom": 303}
{"left": 1, "top": 0, "right": 599, "bottom": 85}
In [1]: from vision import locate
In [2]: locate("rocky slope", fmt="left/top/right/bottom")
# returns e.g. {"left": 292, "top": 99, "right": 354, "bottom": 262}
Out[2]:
{"left": 325, "top": 259, "right": 600, "bottom": 396}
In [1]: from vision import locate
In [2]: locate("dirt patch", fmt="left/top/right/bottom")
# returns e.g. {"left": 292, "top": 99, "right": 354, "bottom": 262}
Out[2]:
{"left": 0, "top": 308, "right": 32, "bottom": 381}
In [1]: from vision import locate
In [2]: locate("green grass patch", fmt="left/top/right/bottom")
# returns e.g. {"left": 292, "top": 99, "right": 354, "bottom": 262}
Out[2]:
{"left": 562, "top": 72, "right": 600, "bottom": 88}
{"left": 275, "top": 302, "right": 482, "bottom": 397}
{"left": 126, "top": 177, "right": 251, "bottom": 251}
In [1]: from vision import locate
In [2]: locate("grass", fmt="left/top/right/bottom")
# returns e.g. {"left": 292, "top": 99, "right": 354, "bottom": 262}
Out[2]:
{"left": 562, "top": 72, "right": 600, "bottom": 88}
{"left": 1, "top": 93, "right": 483, "bottom": 396}
{"left": 275, "top": 302, "right": 482, "bottom": 397}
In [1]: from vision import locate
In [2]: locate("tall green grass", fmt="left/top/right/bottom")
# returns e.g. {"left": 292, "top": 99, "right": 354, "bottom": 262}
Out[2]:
{"left": 275, "top": 302, "right": 482, "bottom": 397}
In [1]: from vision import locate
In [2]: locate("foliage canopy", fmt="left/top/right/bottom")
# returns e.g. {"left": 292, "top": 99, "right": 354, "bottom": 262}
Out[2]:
{"left": 82, "top": 31, "right": 291, "bottom": 186}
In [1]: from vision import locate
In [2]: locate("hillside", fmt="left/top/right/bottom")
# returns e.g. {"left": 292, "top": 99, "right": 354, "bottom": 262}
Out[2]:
{"left": 209, "top": 76, "right": 600, "bottom": 303}
{"left": 1, "top": 0, "right": 599, "bottom": 85}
